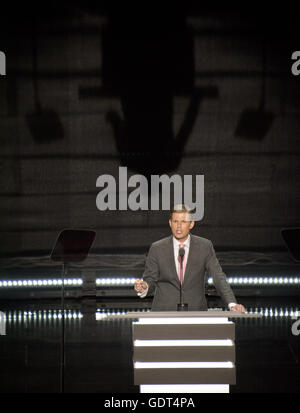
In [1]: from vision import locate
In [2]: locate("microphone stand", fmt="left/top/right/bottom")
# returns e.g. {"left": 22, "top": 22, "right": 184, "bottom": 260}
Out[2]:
{"left": 60, "top": 261, "right": 66, "bottom": 393}
{"left": 177, "top": 250, "right": 188, "bottom": 311}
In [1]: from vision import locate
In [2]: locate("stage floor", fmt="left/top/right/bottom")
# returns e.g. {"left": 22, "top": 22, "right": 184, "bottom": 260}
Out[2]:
{"left": 0, "top": 297, "right": 299, "bottom": 393}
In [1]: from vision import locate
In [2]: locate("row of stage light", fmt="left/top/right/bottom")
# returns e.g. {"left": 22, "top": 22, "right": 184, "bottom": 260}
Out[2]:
{"left": 0, "top": 276, "right": 300, "bottom": 288}
{"left": 1, "top": 307, "right": 299, "bottom": 321}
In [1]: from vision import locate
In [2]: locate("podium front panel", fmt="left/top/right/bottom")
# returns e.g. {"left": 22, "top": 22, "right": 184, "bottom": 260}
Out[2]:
{"left": 133, "top": 315, "right": 236, "bottom": 391}
{"left": 134, "top": 364, "right": 236, "bottom": 385}
{"left": 134, "top": 341, "right": 235, "bottom": 362}
{"left": 133, "top": 322, "right": 235, "bottom": 340}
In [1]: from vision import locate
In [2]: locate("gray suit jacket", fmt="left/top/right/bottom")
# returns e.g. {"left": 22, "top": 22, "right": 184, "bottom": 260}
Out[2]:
{"left": 142, "top": 234, "right": 236, "bottom": 311}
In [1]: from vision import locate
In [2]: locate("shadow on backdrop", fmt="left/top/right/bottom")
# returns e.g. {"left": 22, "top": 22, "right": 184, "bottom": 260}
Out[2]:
{"left": 100, "top": 6, "right": 219, "bottom": 178}
{"left": 25, "top": 17, "right": 64, "bottom": 144}
{"left": 234, "top": 36, "right": 274, "bottom": 140}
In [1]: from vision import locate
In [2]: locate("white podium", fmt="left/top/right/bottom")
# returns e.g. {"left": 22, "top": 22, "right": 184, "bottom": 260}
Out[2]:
{"left": 107, "top": 310, "right": 261, "bottom": 393}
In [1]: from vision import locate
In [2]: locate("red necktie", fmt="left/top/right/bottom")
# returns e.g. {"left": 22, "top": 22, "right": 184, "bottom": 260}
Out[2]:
{"left": 178, "top": 243, "right": 186, "bottom": 284}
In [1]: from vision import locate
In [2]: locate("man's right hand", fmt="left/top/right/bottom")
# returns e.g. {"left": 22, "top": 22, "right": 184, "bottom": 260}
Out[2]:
{"left": 134, "top": 279, "right": 148, "bottom": 294}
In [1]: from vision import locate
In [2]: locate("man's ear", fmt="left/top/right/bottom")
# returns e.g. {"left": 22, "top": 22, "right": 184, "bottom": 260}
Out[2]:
{"left": 168, "top": 219, "right": 172, "bottom": 229}
{"left": 189, "top": 221, "right": 195, "bottom": 230}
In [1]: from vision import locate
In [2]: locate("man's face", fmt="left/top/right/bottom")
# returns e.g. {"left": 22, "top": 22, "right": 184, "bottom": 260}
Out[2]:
{"left": 169, "top": 212, "right": 194, "bottom": 242}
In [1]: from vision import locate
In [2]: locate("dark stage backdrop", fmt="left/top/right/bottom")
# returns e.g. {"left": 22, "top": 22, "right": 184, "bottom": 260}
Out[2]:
{"left": 0, "top": 3, "right": 300, "bottom": 258}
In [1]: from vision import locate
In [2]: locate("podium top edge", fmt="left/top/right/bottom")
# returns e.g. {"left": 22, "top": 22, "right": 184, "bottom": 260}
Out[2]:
{"left": 103, "top": 311, "right": 262, "bottom": 319}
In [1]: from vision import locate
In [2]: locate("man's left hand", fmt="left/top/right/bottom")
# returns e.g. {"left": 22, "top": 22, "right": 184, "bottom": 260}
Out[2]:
{"left": 230, "top": 304, "right": 246, "bottom": 313}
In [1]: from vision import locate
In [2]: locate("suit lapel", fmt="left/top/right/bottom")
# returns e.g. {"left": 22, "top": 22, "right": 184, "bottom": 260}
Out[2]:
{"left": 182, "top": 235, "right": 195, "bottom": 286}
{"left": 164, "top": 236, "right": 179, "bottom": 284}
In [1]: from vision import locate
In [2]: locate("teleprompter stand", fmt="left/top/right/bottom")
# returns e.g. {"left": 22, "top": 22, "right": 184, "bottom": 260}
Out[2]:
{"left": 50, "top": 229, "right": 96, "bottom": 393}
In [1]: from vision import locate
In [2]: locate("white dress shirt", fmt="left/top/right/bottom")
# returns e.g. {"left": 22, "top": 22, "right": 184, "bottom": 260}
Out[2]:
{"left": 173, "top": 234, "right": 190, "bottom": 277}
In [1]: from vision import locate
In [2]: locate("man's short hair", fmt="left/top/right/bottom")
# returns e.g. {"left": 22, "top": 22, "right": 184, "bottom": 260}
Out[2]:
{"left": 169, "top": 204, "right": 195, "bottom": 220}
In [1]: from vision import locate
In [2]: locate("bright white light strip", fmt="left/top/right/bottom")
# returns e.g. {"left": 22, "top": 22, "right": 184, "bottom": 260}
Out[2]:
{"left": 248, "top": 308, "right": 300, "bottom": 318}
{"left": 0, "top": 279, "right": 82, "bottom": 288}
{"left": 4, "top": 308, "right": 299, "bottom": 322}
{"left": 96, "top": 308, "right": 299, "bottom": 318}
{"left": 140, "top": 384, "right": 229, "bottom": 393}
{"left": 136, "top": 317, "right": 229, "bottom": 324}
{"left": 135, "top": 361, "right": 234, "bottom": 369}
{"left": 95, "top": 308, "right": 300, "bottom": 318}
{"left": 96, "top": 309, "right": 150, "bottom": 319}
{"left": 0, "top": 276, "right": 299, "bottom": 288}
{"left": 5, "top": 310, "right": 83, "bottom": 321}
{"left": 134, "top": 339, "right": 233, "bottom": 347}
{"left": 96, "top": 278, "right": 136, "bottom": 286}
{"left": 208, "top": 277, "right": 300, "bottom": 285}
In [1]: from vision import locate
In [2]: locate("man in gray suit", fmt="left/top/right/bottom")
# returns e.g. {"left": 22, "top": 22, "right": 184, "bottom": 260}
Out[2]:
{"left": 134, "top": 205, "right": 245, "bottom": 312}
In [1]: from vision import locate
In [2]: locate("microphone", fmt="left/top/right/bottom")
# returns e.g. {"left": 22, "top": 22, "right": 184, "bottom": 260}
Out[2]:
{"left": 177, "top": 247, "right": 188, "bottom": 311}
{"left": 178, "top": 247, "right": 185, "bottom": 260}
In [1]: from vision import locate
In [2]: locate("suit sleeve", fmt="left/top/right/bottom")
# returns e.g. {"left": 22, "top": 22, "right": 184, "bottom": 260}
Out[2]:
{"left": 205, "top": 241, "right": 236, "bottom": 306}
{"left": 142, "top": 244, "right": 159, "bottom": 296}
